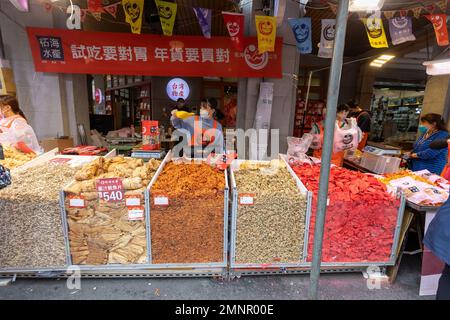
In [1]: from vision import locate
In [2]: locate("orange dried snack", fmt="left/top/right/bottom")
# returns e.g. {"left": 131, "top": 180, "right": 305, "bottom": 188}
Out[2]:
{"left": 150, "top": 162, "right": 225, "bottom": 264}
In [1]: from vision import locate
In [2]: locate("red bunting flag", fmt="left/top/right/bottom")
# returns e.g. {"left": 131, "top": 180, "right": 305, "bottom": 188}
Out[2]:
{"left": 426, "top": 14, "right": 449, "bottom": 46}
{"left": 424, "top": 4, "right": 436, "bottom": 14}
{"left": 103, "top": 3, "right": 119, "bottom": 19}
{"left": 437, "top": 0, "right": 448, "bottom": 13}
{"left": 412, "top": 7, "right": 422, "bottom": 19}
{"left": 222, "top": 12, "right": 245, "bottom": 52}
{"left": 88, "top": 0, "right": 104, "bottom": 13}
{"left": 91, "top": 12, "right": 102, "bottom": 21}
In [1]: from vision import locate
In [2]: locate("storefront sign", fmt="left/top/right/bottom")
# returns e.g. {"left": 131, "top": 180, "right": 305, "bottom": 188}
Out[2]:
{"left": 96, "top": 178, "right": 124, "bottom": 202}
{"left": 166, "top": 78, "right": 190, "bottom": 101}
{"left": 26, "top": 27, "right": 283, "bottom": 78}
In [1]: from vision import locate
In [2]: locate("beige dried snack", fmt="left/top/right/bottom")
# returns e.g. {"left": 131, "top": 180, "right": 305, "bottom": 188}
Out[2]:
{"left": 64, "top": 182, "right": 82, "bottom": 195}
{"left": 234, "top": 163, "right": 307, "bottom": 264}
{"left": 123, "top": 177, "right": 143, "bottom": 190}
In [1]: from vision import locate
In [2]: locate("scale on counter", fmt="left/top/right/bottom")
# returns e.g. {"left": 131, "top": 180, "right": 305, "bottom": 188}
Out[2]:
{"left": 363, "top": 143, "right": 402, "bottom": 156}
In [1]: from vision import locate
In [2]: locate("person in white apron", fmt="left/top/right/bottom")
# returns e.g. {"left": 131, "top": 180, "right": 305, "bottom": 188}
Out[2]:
{"left": 0, "top": 95, "right": 42, "bottom": 154}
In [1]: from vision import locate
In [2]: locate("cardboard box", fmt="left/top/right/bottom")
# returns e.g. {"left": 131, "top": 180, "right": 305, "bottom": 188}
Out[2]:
{"left": 40, "top": 137, "right": 74, "bottom": 152}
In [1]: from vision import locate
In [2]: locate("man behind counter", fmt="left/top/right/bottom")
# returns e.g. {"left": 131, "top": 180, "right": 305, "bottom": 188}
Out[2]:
{"left": 348, "top": 100, "right": 371, "bottom": 150}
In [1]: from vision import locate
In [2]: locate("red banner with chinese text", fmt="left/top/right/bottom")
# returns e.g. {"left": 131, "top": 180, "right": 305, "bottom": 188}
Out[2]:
{"left": 26, "top": 27, "right": 283, "bottom": 78}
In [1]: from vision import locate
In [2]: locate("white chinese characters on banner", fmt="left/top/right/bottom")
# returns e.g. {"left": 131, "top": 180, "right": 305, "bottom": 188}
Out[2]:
{"left": 153, "top": 47, "right": 230, "bottom": 63}
{"left": 70, "top": 45, "right": 148, "bottom": 62}
{"left": 166, "top": 78, "right": 190, "bottom": 101}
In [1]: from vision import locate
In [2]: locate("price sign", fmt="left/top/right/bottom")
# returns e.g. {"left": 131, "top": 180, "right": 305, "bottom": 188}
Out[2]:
{"left": 239, "top": 193, "right": 255, "bottom": 205}
{"left": 68, "top": 195, "right": 86, "bottom": 208}
{"left": 96, "top": 178, "right": 124, "bottom": 202}
{"left": 125, "top": 195, "right": 142, "bottom": 208}
{"left": 154, "top": 195, "right": 169, "bottom": 206}
{"left": 128, "top": 206, "right": 145, "bottom": 221}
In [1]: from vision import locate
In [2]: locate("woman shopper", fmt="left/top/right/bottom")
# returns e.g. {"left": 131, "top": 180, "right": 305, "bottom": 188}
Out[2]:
{"left": 0, "top": 95, "right": 42, "bottom": 154}
{"left": 408, "top": 113, "right": 448, "bottom": 175}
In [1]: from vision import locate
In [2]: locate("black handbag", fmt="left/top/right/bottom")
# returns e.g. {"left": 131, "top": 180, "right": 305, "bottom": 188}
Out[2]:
{"left": 0, "top": 164, "right": 11, "bottom": 189}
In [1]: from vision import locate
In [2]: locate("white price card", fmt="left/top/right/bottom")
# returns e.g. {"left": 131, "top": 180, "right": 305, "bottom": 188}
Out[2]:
{"left": 154, "top": 196, "right": 169, "bottom": 206}
{"left": 69, "top": 197, "right": 85, "bottom": 208}
{"left": 128, "top": 207, "right": 144, "bottom": 221}
{"left": 239, "top": 194, "right": 255, "bottom": 205}
{"left": 125, "top": 195, "right": 141, "bottom": 207}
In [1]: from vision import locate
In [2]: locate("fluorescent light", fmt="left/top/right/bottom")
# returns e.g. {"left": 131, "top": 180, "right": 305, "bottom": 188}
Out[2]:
{"left": 349, "top": 0, "right": 385, "bottom": 12}
{"left": 370, "top": 62, "right": 384, "bottom": 67}
{"left": 379, "top": 54, "right": 395, "bottom": 61}
{"left": 373, "top": 59, "right": 386, "bottom": 64}
{"left": 423, "top": 59, "right": 450, "bottom": 75}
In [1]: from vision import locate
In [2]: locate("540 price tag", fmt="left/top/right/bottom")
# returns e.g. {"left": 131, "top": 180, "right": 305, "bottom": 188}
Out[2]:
{"left": 96, "top": 178, "right": 124, "bottom": 202}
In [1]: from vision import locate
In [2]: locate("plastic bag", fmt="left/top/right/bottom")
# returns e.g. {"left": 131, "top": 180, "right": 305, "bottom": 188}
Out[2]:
{"left": 287, "top": 134, "right": 313, "bottom": 163}
{"left": 333, "top": 118, "right": 359, "bottom": 153}
{"left": 310, "top": 134, "right": 322, "bottom": 150}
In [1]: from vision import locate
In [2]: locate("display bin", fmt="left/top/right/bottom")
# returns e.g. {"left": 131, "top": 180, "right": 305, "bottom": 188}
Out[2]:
{"left": 0, "top": 150, "right": 115, "bottom": 275}
{"left": 229, "top": 155, "right": 313, "bottom": 270}
{"left": 146, "top": 150, "right": 229, "bottom": 270}
{"left": 360, "top": 152, "right": 401, "bottom": 175}
{"left": 60, "top": 150, "right": 162, "bottom": 271}
{"left": 287, "top": 159, "right": 407, "bottom": 268}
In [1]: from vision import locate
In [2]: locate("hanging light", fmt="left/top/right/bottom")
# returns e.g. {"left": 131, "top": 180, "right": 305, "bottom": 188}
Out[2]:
{"left": 349, "top": 0, "right": 385, "bottom": 12}
{"left": 8, "top": 0, "right": 29, "bottom": 12}
{"left": 423, "top": 59, "right": 450, "bottom": 76}
{"left": 369, "top": 54, "right": 395, "bottom": 68}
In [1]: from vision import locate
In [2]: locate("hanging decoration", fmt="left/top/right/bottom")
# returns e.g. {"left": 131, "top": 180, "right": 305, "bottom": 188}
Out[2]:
{"left": 155, "top": 0, "right": 177, "bottom": 36}
{"left": 80, "top": 9, "right": 88, "bottom": 23}
{"left": 222, "top": 12, "right": 245, "bottom": 52}
{"left": 423, "top": 4, "right": 436, "bottom": 14}
{"left": 91, "top": 12, "right": 102, "bottom": 21}
{"left": 103, "top": 2, "right": 120, "bottom": 19}
{"left": 288, "top": 17, "right": 312, "bottom": 54}
{"left": 389, "top": 17, "right": 416, "bottom": 46}
{"left": 318, "top": 19, "right": 335, "bottom": 58}
{"left": 193, "top": 7, "right": 212, "bottom": 39}
{"left": 426, "top": 14, "right": 450, "bottom": 46}
{"left": 122, "top": 0, "right": 144, "bottom": 34}
{"left": 66, "top": 5, "right": 81, "bottom": 30}
{"left": 255, "top": 15, "right": 277, "bottom": 53}
{"left": 328, "top": 2, "right": 337, "bottom": 15}
{"left": 437, "top": 0, "right": 448, "bottom": 13}
{"left": 88, "top": 0, "right": 104, "bottom": 13}
{"left": 412, "top": 7, "right": 422, "bottom": 19}
{"left": 383, "top": 11, "right": 395, "bottom": 20}
{"left": 362, "top": 13, "right": 389, "bottom": 48}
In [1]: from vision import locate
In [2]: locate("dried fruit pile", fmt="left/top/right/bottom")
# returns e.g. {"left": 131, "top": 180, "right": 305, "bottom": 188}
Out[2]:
{"left": 150, "top": 161, "right": 225, "bottom": 264}
{"left": 64, "top": 157, "right": 160, "bottom": 265}
{"left": 0, "top": 164, "right": 77, "bottom": 268}
{"left": 234, "top": 160, "right": 307, "bottom": 264}
{"left": 291, "top": 163, "right": 400, "bottom": 263}
{"left": 379, "top": 170, "right": 439, "bottom": 187}
{"left": 0, "top": 147, "right": 36, "bottom": 170}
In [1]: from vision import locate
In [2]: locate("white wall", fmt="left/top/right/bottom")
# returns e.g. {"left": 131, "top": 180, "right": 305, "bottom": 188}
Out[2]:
{"left": 0, "top": 0, "right": 66, "bottom": 139}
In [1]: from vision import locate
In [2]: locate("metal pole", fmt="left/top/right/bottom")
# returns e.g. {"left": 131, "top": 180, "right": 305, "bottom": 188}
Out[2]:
{"left": 308, "top": 0, "right": 349, "bottom": 300}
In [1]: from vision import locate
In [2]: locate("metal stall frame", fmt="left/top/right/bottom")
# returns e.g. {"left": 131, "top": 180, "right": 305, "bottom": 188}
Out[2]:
{"left": 0, "top": 151, "right": 117, "bottom": 276}
{"left": 229, "top": 156, "right": 312, "bottom": 271}
{"left": 144, "top": 150, "right": 229, "bottom": 273}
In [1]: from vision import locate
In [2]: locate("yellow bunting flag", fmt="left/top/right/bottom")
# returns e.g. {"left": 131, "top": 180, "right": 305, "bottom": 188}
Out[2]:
{"left": 255, "top": 15, "right": 277, "bottom": 53}
{"left": 362, "top": 16, "right": 389, "bottom": 48}
{"left": 122, "top": 0, "right": 144, "bottom": 34}
{"left": 155, "top": 0, "right": 177, "bottom": 36}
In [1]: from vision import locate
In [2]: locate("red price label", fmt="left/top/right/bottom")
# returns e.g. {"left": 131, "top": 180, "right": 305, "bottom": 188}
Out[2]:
{"left": 96, "top": 178, "right": 124, "bottom": 202}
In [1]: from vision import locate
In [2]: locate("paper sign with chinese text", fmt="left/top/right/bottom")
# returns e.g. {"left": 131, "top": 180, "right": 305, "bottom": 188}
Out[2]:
{"left": 128, "top": 206, "right": 145, "bottom": 221}
{"left": 26, "top": 27, "right": 282, "bottom": 78}
{"left": 96, "top": 178, "right": 124, "bottom": 202}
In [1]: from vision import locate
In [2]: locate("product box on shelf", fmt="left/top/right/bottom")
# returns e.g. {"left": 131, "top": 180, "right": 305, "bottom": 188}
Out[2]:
{"left": 229, "top": 155, "right": 313, "bottom": 269}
